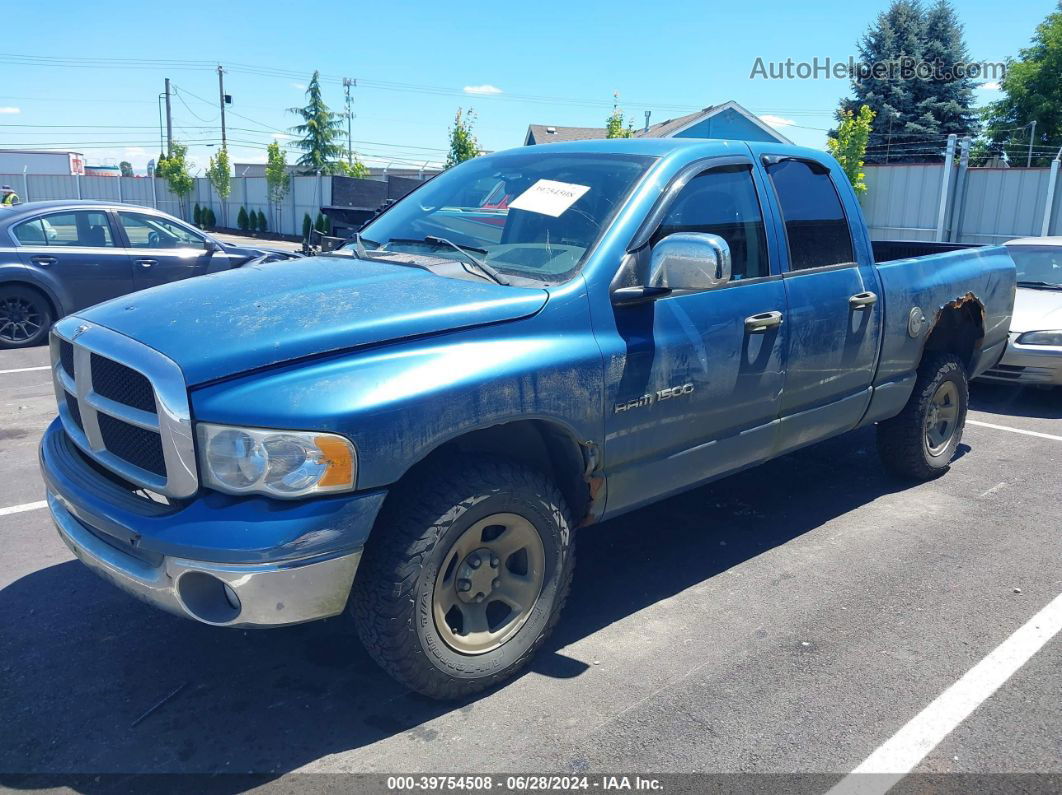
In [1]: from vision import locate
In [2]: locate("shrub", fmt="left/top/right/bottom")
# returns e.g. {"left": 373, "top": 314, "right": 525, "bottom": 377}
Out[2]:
{"left": 193, "top": 204, "right": 202, "bottom": 226}
{"left": 302, "top": 212, "right": 312, "bottom": 239}
{"left": 256, "top": 209, "right": 267, "bottom": 232}
{"left": 237, "top": 206, "right": 249, "bottom": 232}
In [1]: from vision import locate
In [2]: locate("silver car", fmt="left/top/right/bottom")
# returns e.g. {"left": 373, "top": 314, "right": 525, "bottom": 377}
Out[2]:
{"left": 979, "top": 236, "right": 1062, "bottom": 387}
{"left": 0, "top": 200, "right": 297, "bottom": 349}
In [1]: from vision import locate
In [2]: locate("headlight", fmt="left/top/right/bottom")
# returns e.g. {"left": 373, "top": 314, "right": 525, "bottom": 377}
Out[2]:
{"left": 196, "top": 423, "right": 356, "bottom": 498}
{"left": 1017, "top": 330, "right": 1062, "bottom": 346}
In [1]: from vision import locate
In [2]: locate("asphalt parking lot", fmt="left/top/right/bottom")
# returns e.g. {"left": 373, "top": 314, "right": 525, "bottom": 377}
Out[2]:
{"left": 0, "top": 343, "right": 1058, "bottom": 789}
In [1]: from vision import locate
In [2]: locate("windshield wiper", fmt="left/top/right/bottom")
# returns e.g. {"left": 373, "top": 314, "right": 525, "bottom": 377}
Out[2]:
{"left": 1017, "top": 280, "right": 1062, "bottom": 289}
{"left": 386, "top": 236, "right": 509, "bottom": 285}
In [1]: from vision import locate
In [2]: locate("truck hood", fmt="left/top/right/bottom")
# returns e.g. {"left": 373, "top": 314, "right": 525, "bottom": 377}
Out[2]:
{"left": 1011, "top": 286, "right": 1062, "bottom": 333}
{"left": 79, "top": 255, "right": 548, "bottom": 385}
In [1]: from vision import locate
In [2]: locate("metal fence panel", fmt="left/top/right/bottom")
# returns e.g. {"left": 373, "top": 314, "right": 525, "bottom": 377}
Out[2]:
{"left": 862, "top": 163, "right": 1060, "bottom": 244}
{"left": 862, "top": 165, "right": 942, "bottom": 241}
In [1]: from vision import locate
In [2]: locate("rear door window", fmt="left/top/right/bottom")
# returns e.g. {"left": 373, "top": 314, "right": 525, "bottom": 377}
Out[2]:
{"left": 13, "top": 211, "right": 115, "bottom": 247}
{"left": 765, "top": 159, "right": 854, "bottom": 270}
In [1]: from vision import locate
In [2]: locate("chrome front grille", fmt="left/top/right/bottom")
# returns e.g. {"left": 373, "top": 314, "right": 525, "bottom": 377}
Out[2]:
{"left": 50, "top": 317, "right": 198, "bottom": 498}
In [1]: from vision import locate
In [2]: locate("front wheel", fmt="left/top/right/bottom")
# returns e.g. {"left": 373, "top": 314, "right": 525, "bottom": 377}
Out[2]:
{"left": 351, "top": 457, "right": 575, "bottom": 699}
{"left": 877, "top": 352, "right": 969, "bottom": 480}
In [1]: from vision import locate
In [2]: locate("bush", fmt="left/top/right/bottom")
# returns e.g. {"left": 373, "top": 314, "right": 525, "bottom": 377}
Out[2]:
{"left": 193, "top": 204, "right": 202, "bottom": 227}
{"left": 315, "top": 213, "right": 329, "bottom": 234}
{"left": 256, "top": 209, "right": 267, "bottom": 233}
{"left": 302, "top": 212, "right": 312, "bottom": 239}
{"left": 237, "top": 206, "right": 249, "bottom": 232}
{"left": 247, "top": 209, "right": 258, "bottom": 233}
{"left": 204, "top": 207, "right": 216, "bottom": 228}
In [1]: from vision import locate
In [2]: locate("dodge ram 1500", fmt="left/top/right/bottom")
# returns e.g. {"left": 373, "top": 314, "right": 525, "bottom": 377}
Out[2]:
{"left": 40, "top": 139, "right": 1015, "bottom": 698}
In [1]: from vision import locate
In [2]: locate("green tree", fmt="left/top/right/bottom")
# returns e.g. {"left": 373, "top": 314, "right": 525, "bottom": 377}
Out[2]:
{"left": 193, "top": 203, "right": 202, "bottom": 227}
{"left": 288, "top": 71, "right": 345, "bottom": 175}
{"left": 119, "top": 161, "right": 133, "bottom": 178}
{"left": 237, "top": 206, "right": 249, "bottom": 232}
{"left": 265, "top": 140, "right": 291, "bottom": 232}
{"left": 445, "top": 108, "right": 480, "bottom": 168}
{"left": 315, "top": 212, "right": 329, "bottom": 233}
{"left": 981, "top": 2, "right": 1062, "bottom": 167}
{"left": 302, "top": 212, "right": 313, "bottom": 239}
{"left": 838, "top": 1, "right": 977, "bottom": 163}
{"left": 605, "top": 93, "right": 634, "bottom": 139}
{"left": 828, "top": 105, "right": 876, "bottom": 196}
{"left": 204, "top": 207, "right": 216, "bottom": 228}
{"left": 155, "top": 142, "right": 194, "bottom": 220}
{"left": 919, "top": 0, "right": 978, "bottom": 139}
{"left": 336, "top": 159, "right": 369, "bottom": 178}
{"left": 206, "top": 147, "right": 232, "bottom": 227}
{"left": 256, "top": 209, "right": 268, "bottom": 233}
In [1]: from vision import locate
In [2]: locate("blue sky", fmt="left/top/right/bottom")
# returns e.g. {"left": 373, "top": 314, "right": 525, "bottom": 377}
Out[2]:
{"left": 0, "top": 0, "right": 1054, "bottom": 174}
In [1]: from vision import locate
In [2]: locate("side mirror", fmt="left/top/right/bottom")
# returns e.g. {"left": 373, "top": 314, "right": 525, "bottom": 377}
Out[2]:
{"left": 204, "top": 239, "right": 219, "bottom": 254}
{"left": 649, "top": 233, "right": 731, "bottom": 292}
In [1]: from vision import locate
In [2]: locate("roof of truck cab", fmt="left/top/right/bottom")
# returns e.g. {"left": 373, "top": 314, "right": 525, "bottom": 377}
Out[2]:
{"left": 489, "top": 137, "right": 830, "bottom": 161}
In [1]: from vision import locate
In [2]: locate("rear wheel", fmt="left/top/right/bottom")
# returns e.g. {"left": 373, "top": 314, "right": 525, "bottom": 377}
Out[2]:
{"left": 0, "top": 286, "right": 52, "bottom": 349}
{"left": 352, "top": 456, "right": 575, "bottom": 699}
{"left": 877, "top": 353, "right": 969, "bottom": 480}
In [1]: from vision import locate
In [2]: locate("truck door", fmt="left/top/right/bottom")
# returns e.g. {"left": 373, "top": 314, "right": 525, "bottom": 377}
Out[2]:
{"left": 599, "top": 157, "right": 788, "bottom": 516}
{"left": 760, "top": 155, "right": 883, "bottom": 452}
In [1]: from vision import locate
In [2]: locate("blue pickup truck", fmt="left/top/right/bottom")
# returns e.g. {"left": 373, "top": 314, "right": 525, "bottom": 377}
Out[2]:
{"left": 40, "top": 139, "right": 1015, "bottom": 698}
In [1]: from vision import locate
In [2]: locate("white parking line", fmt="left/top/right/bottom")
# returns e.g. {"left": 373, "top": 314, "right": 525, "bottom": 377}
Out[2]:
{"left": 828, "top": 590, "right": 1062, "bottom": 795}
{"left": 0, "top": 500, "right": 47, "bottom": 517}
{"left": 968, "top": 419, "right": 1062, "bottom": 443}
{"left": 0, "top": 365, "right": 50, "bottom": 376}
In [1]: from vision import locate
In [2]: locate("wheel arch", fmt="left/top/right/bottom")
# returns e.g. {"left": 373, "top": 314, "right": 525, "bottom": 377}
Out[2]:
{"left": 385, "top": 418, "right": 601, "bottom": 528}
{"left": 921, "top": 292, "right": 985, "bottom": 374}
{"left": 0, "top": 277, "right": 63, "bottom": 322}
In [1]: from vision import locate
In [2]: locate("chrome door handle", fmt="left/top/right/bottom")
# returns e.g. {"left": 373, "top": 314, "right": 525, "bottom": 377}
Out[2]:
{"left": 135, "top": 258, "right": 157, "bottom": 269}
{"left": 31, "top": 255, "right": 57, "bottom": 267}
{"left": 744, "top": 310, "right": 784, "bottom": 333}
{"left": 849, "top": 291, "right": 878, "bottom": 310}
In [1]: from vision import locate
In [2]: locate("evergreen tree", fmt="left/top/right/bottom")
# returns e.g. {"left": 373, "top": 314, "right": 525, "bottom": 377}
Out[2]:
{"left": 315, "top": 212, "right": 329, "bottom": 233}
{"left": 302, "top": 212, "right": 313, "bottom": 239}
{"left": 288, "top": 71, "right": 346, "bottom": 175}
{"left": 837, "top": 1, "right": 976, "bottom": 163}
{"left": 256, "top": 210, "right": 268, "bottom": 233}
{"left": 919, "top": 0, "right": 978, "bottom": 139}
{"left": 981, "top": 2, "right": 1062, "bottom": 167}
{"left": 237, "top": 206, "right": 249, "bottom": 232}
{"left": 193, "top": 203, "right": 202, "bottom": 227}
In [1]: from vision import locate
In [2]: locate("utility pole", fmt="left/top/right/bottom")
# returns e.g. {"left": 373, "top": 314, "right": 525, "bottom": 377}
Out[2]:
{"left": 217, "top": 65, "right": 228, "bottom": 150}
{"left": 343, "top": 77, "right": 355, "bottom": 165}
{"left": 164, "top": 78, "right": 173, "bottom": 156}
{"left": 1027, "top": 120, "right": 1037, "bottom": 168}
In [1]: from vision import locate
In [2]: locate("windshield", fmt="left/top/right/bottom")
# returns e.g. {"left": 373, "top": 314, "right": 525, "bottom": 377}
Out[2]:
{"left": 350, "top": 151, "right": 656, "bottom": 284}
{"left": 1008, "top": 246, "right": 1062, "bottom": 287}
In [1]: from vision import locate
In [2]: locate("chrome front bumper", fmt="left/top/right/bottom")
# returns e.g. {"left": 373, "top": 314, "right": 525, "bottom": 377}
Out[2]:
{"left": 48, "top": 493, "right": 361, "bottom": 628}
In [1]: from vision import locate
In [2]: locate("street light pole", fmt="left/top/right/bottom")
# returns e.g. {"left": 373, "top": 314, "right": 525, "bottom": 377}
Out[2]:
{"left": 343, "top": 77, "right": 355, "bottom": 165}
{"left": 164, "top": 78, "right": 173, "bottom": 156}
{"left": 217, "top": 65, "right": 228, "bottom": 150}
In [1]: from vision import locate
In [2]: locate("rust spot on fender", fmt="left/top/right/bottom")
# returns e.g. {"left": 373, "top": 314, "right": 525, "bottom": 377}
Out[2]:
{"left": 579, "top": 475, "right": 605, "bottom": 527}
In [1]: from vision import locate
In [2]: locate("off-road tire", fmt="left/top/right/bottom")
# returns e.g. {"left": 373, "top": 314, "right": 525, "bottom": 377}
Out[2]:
{"left": 877, "top": 352, "right": 968, "bottom": 480}
{"left": 0, "top": 285, "right": 53, "bottom": 349}
{"left": 351, "top": 456, "right": 575, "bottom": 699}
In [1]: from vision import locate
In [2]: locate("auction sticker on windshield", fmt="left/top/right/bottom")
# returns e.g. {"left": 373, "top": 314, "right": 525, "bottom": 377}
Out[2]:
{"left": 508, "top": 179, "right": 591, "bottom": 217}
